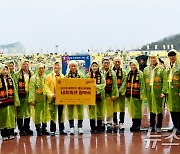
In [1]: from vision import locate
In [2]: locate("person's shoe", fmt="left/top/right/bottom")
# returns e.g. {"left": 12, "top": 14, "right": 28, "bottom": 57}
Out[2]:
{"left": 101, "top": 124, "right": 105, "bottom": 132}
{"left": 107, "top": 124, "right": 112, "bottom": 133}
{"left": 168, "top": 127, "right": 175, "bottom": 132}
{"left": 130, "top": 126, "right": 134, "bottom": 132}
{"left": 2, "top": 137, "right": 8, "bottom": 141}
{"left": 9, "top": 135, "right": 15, "bottom": 140}
{"left": 176, "top": 129, "right": 180, "bottom": 135}
{"left": 14, "top": 132, "right": 18, "bottom": 136}
{"left": 70, "top": 128, "right": 75, "bottom": 135}
{"left": 156, "top": 128, "right": 162, "bottom": 133}
{"left": 37, "top": 130, "right": 42, "bottom": 136}
{"left": 42, "top": 130, "right": 51, "bottom": 135}
{"left": 113, "top": 123, "right": 119, "bottom": 133}
{"left": 60, "top": 130, "right": 67, "bottom": 135}
{"left": 119, "top": 123, "right": 125, "bottom": 131}
{"left": 20, "top": 130, "right": 27, "bottom": 136}
{"left": 78, "top": 128, "right": 83, "bottom": 135}
{"left": 51, "top": 132, "right": 55, "bottom": 136}
{"left": 25, "top": 129, "right": 33, "bottom": 135}
{"left": 149, "top": 127, "right": 156, "bottom": 132}
{"left": 133, "top": 127, "right": 140, "bottom": 132}
{"left": 90, "top": 129, "right": 96, "bottom": 134}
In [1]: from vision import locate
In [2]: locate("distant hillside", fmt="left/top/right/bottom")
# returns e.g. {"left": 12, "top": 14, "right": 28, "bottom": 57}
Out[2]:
{"left": 141, "top": 33, "right": 180, "bottom": 50}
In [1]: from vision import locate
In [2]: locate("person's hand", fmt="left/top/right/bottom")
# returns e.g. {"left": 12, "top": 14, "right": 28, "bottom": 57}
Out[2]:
{"left": 30, "top": 102, "right": 36, "bottom": 106}
{"left": 53, "top": 94, "right": 56, "bottom": 99}
{"left": 179, "top": 93, "right": 180, "bottom": 97}
{"left": 111, "top": 96, "right": 116, "bottom": 101}
{"left": 94, "top": 84, "right": 98, "bottom": 89}
{"left": 160, "top": 94, "right": 165, "bottom": 99}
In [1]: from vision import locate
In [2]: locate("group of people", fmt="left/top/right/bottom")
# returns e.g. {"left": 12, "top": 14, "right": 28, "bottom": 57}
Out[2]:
{"left": 0, "top": 49, "right": 179, "bottom": 141}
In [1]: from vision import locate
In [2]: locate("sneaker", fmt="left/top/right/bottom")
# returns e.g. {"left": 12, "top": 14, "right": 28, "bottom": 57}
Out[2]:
{"left": 70, "top": 128, "right": 75, "bottom": 135}
{"left": 119, "top": 123, "right": 125, "bottom": 131}
{"left": 113, "top": 123, "right": 119, "bottom": 133}
{"left": 176, "top": 129, "right": 180, "bottom": 135}
{"left": 9, "top": 135, "right": 15, "bottom": 140}
{"left": 107, "top": 124, "right": 112, "bottom": 133}
{"left": 20, "top": 130, "right": 27, "bottom": 136}
{"left": 156, "top": 128, "right": 162, "bottom": 133}
{"left": 78, "top": 128, "right": 83, "bottom": 135}
{"left": 90, "top": 129, "right": 96, "bottom": 134}
{"left": 149, "top": 127, "right": 155, "bottom": 132}
{"left": 60, "top": 130, "right": 67, "bottom": 135}
{"left": 51, "top": 132, "right": 55, "bottom": 136}
{"left": 37, "top": 130, "right": 42, "bottom": 136}
{"left": 130, "top": 126, "right": 134, "bottom": 132}
{"left": 2, "top": 137, "right": 8, "bottom": 141}
{"left": 14, "top": 132, "right": 18, "bottom": 136}
{"left": 42, "top": 130, "right": 51, "bottom": 135}
{"left": 25, "top": 129, "right": 33, "bottom": 135}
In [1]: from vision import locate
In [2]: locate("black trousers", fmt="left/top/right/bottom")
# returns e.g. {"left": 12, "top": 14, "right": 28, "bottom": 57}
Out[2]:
{"left": 1, "top": 128, "right": 14, "bottom": 137}
{"left": 150, "top": 112, "right": 163, "bottom": 128}
{"left": 90, "top": 119, "right": 102, "bottom": 131}
{"left": 170, "top": 112, "right": 180, "bottom": 129}
{"left": 113, "top": 112, "right": 125, "bottom": 124}
{"left": 50, "top": 105, "right": 65, "bottom": 132}
{"left": 17, "top": 118, "right": 30, "bottom": 131}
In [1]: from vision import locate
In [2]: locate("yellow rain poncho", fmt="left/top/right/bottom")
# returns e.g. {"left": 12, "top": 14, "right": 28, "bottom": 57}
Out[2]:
{"left": 65, "top": 60, "right": 85, "bottom": 120}
{"left": 112, "top": 57, "right": 127, "bottom": 113}
{"left": 0, "top": 64, "right": 20, "bottom": 129}
{"left": 86, "top": 60, "right": 106, "bottom": 120}
{"left": 14, "top": 59, "right": 34, "bottom": 119}
{"left": 122, "top": 59, "right": 145, "bottom": 119}
{"left": 166, "top": 49, "right": 180, "bottom": 112}
{"left": 28, "top": 63, "right": 53, "bottom": 124}
{"left": 144, "top": 54, "right": 167, "bottom": 114}
{"left": 100, "top": 59, "right": 118, "bottom": 118}
{"left": 46, "top": 62, "right": 66, "bottom": 122}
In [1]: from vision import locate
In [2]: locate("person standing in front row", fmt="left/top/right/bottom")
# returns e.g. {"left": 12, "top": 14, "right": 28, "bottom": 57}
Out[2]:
{"left": 29, "top": 63, "right": 54, "bottom": 136}
{"left": 112, "top": 57, "right": 127, "bottom": 131}
{"left": 122, "top": 59, "right": 145, "bottom": 132}
{"left": 0, "top": 64, "right": 20, "bottom": 141}
{"left": 65, "top": 60, "right": 84, "bottom": 135}
{"left": 100, "top": 57, "right": 118, "bottom": 133}
{"left": 46, "top": 61, "right": 67, "bottom": 136}
{"left": 144, "top": 54, "right": 167, "bottom": 133}
{"left": 14, "top": 60, "right": 34, "bottom": 136}
{"left": 166, "top": 49, "right": 180, "bottom": 135}
{"left": 87, "top": 60, "right": 106, "bottom": 133}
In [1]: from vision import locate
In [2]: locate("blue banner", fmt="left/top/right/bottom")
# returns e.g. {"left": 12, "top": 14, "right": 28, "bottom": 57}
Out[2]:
{"left": 62, "top": 55, "right": 91, "bottom": 75}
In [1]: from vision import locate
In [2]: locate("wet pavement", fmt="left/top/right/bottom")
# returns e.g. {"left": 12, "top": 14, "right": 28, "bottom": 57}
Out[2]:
{"left": 1, "top": 107, "right": 180, "bottom": 154}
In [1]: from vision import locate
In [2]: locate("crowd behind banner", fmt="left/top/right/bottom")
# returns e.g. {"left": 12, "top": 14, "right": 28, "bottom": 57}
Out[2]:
{"left": 0, "top": 49, "right": 179, "bottom": 141}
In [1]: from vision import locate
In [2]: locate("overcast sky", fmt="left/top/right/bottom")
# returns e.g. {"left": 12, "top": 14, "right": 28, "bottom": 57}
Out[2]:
{"left": 0, "top": 0, "right": 180, "bottom": 53}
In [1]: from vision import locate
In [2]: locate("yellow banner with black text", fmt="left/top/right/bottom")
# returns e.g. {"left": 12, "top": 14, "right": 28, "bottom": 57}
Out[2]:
{"left": 55, "top": 78, "right": 96, "bottom": 105}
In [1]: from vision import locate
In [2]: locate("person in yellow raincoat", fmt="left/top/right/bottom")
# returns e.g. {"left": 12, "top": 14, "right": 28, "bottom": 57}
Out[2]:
{"left": 14, "top": 60, "right": 34, "bottom": 136}
{"left": 144, "top": 54, "right": 167, "bottom": 133}
{"left": 112, "top": 57, "right": 127, "bottom": 131}
{"left": 121, "top": 59, "right": 145, "bottom": 132}
{"left": 166, "top": 49, "right": 180, "bottom": 135}
{"left": 28, "top": 63, "right": 54, "bottom": 136}
{"left": 86, "top": 60, "right": 106, "bottom": 133}
{"left": 100, "top": 57, "right": 118, "bottom": 133}
{"left": 46, "top": 61, "right": 67, "bottom": 136}
{"left": 65, "top": 60, "right": 84, "bottom": 135}
{"left": 0, "top": 64, "right": 20, "bottom": 141}
{"left": 6, "top": 60, "right": 16, "bottom": 79}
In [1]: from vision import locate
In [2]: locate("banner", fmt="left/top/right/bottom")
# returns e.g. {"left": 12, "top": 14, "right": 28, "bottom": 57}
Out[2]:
{"left": 61, "top": 55, "right": 91, "bottom": 75}
{"left": 55, "top": 78, "right": 96, "bottom": 105}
